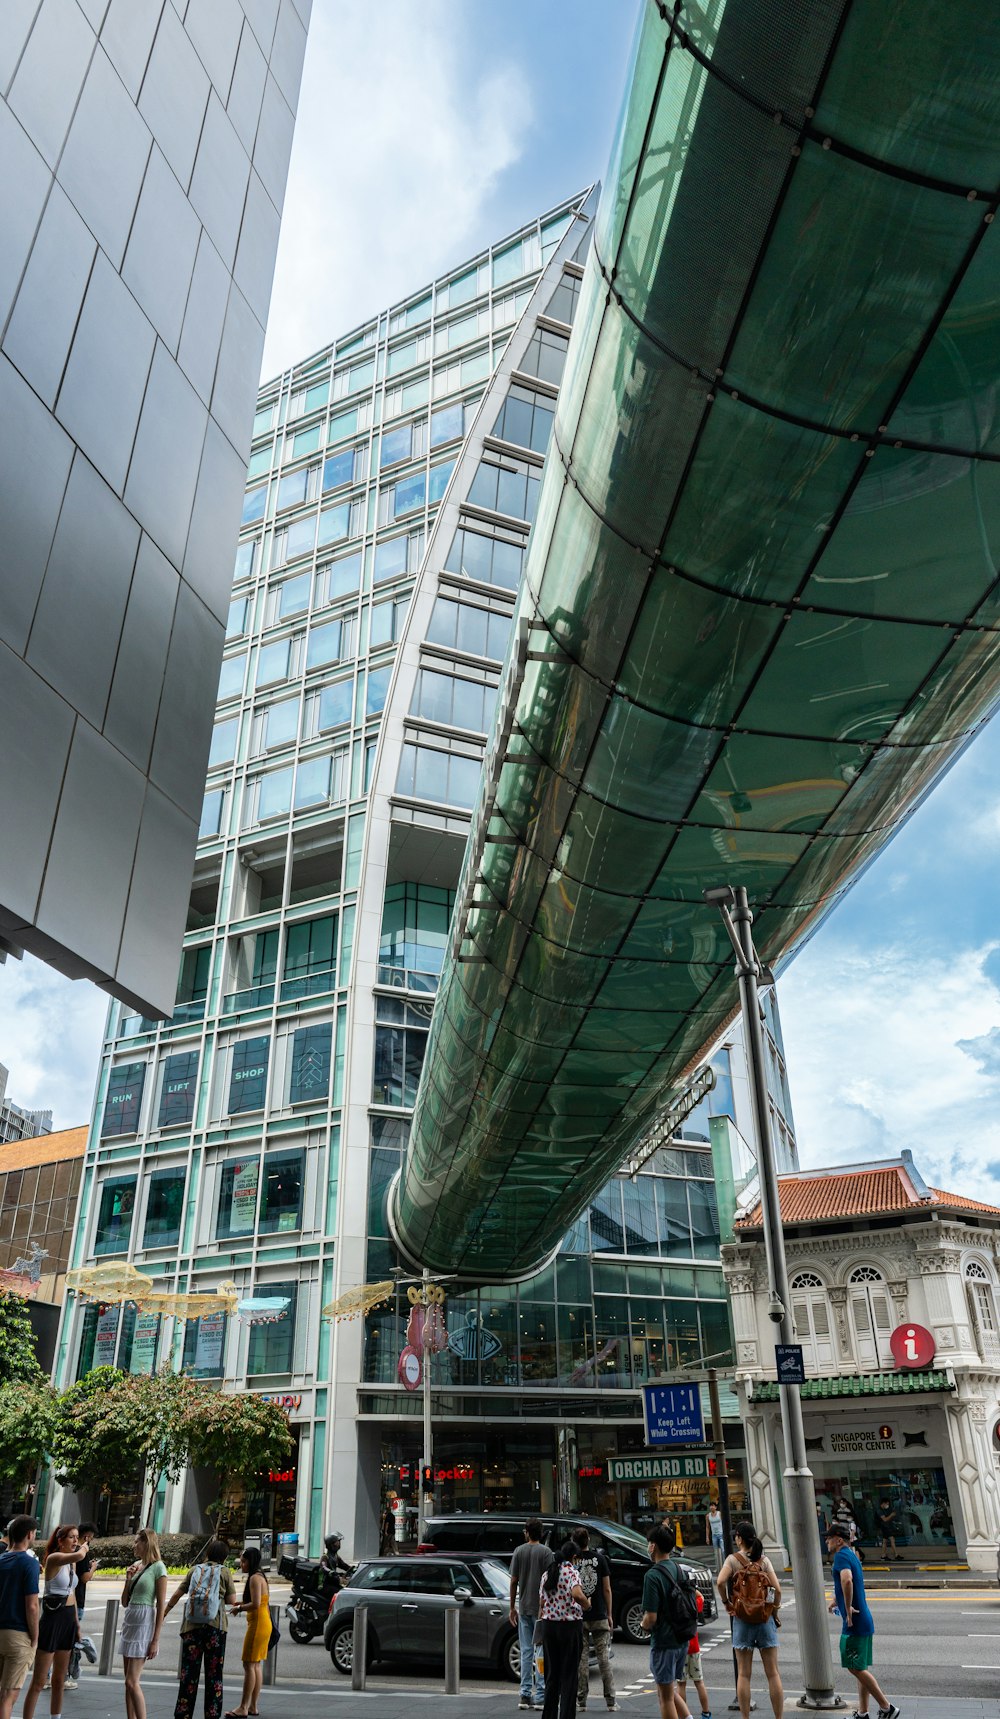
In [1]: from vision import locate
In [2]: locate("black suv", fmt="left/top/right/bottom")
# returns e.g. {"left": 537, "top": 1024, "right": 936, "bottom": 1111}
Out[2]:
{"left": 418, "top": 1512, "right": 716, "bottom": 1642}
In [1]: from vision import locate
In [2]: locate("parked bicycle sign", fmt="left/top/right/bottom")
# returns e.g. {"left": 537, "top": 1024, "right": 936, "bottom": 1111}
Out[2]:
{"left": 607, "top": 1454, "right": 708, "bottom": 1482}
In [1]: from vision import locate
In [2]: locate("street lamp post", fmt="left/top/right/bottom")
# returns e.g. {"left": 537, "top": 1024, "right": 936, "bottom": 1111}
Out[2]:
{"left": 705, "top": 884, "right": 841, "bottom": 1709}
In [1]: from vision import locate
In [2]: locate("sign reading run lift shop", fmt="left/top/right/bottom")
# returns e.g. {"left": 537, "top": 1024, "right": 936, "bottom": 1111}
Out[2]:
{"left": 608, "top": 1454, "right": 709, "bottom": 1481}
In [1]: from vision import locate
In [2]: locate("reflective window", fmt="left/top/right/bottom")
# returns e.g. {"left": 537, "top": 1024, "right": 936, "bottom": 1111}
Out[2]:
{"left": 143, "top": 1168, "right": 186, "bottom": 1248}
{"left": 256, "top": 639, "right": 290, "bottom": 686}
{"left": 259, "top": 1149, "right": 304, "bottom": 1234}
{"left": 430, "top": 401, "right": 464, "bottom": 447}
{"left": 426, "top": 597, "right": 511, "bottom": 659}
{"left": 323, "top": 447, "right": 354, "bottom": 491}
{"left": 318, "top": 501, "right": 351, "bottom": 545}
{"left": 102, "top": 1063, "right": 146, "bottom": 1138}
{"left": 492, "top": 241, "right": 523, "bottom": 287}
{"left": 413, "top": 669, "right": 495, "bottom": 732}
{"left": 467, "top": 457, "right": 539, "bottom": 521}
{"left": 319, "top": 550, "right": 363, "bottom": 603}
{"left": 209, "top": 718, "right": 237, "bottom": 767}
{"left": 262, "top": 697, "right": 299, "bottom": 749}
{"left": 370, "top": 593, "right": 408, "bottom": 646}
{"left": 374, "top": 536, "right": 409, "bottom": 582}
{"left": 256, "top": 766, "right": 293, "bottom": 820}
{"left": 546, "top": 273, "right": 581, "bottom": 325}
{"left": 446, "top": 268, "right": 477, "bottom": 308}
{"left": 218, "top": 653, "right": 247, "bottom": 699}
{"left": 366, "top": 664, "right": 392, "bottom": 716}
{"left": 226, "top": 596, "right": 248, "bottom": 639}
{"left": 242, "top": 484, "right": 267, "bottom": 525}
{"left": 305, "top": 380, "right": 328, "bottom": 412}
{"left": 380, "top": 424, "right": 412, "bottom": 467}
{"left": 380, "top": 882, "right": 454, "bottom": 979}
{"left": 253, "top": 405, "right": 275, "bottom": 436}
{"left": 307, "top": 617, "right": 347, "bottom": 671}
{"left": 373, "top": 995, "right": 432, "bottom": 1105}
{"left": 284, "top": 915, "right": 336, "bottom": 992}
{"left": 158, "top": 1050, "right": 199, "bottom": 1129}
{"left": 282, "top": 515, "right": 316, "bottom": 562}
{"left": 492, "top": 383, "right": 554, "bottom": 454}
{"left": 292, "top": 424, "right": 321, "bottom": 458}
{"left": 275, "top": 571, "right": 311, "bottom": 619}
{"left": 318, "top": 678, "right": 352, "bottom": 730}
{"left": 397, "top": 743, "right": 481, "bottom": 808}
{"left": 234, "top": 540, "right": 256, "bottom": 580}
{"left": 228, "top": 1036, "right": 270, "bottom": 1114}
{"left": 428, "top": 458, "right": 455, "bottom": 504}
{"left": 200, "top": 789, "right": 224, "bottom": 838}
{"left": 393, "top": 471, "right": 425, "bottom": 517}
{"left": 182, "top": 1311, "right": 227, "bottom": 1377}
{"left": 289, "top": 1023, "right": 333, "bottom": 1103}
{"left": 217, "top": 1153, "right": 261, "bottom": 1238}
{"left": 329, "top": 406, "right": 358, "bottom": 443}
{"left": 247, "top": 1282, "right": 297, "bottom": 1374}
{"left": 94, "top": 1175, "right": 137, "bottom": 1254}
{"left": 295, "top": 754, "right": 332, "bottom": 809}
{"left": 520, "top": 326, "right": 569, "bottom": 385}
{"left": 444, "top": 527, "right": 523, "bottom": 591}
{"left": 276, "top": 468, "right": 308, "bottom": 510}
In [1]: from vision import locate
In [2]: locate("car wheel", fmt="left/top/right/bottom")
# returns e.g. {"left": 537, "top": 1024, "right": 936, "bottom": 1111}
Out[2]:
{"left": 499, "top": 1629, "right": 521, "bottom": 1683}
{"left": 329, "top": 1622, "right": 373, "bottom": 1675}
{"left": 620, "top": 1597, "right": 650, "bottom": 1645}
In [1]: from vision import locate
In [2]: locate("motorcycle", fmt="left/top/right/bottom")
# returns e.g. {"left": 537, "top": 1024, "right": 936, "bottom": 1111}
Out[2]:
{"left": 282, "top": 1533, "right": 354, "bottom": 1644}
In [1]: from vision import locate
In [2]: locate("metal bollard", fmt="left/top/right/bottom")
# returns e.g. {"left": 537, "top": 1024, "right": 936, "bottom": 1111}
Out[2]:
{"left": 98, "top": 1599, "right": 119, "bottom": 1676}
{"left": 351, "top": 1602, "right": 369, "bottom": 1692}
{"left": 262, "top": 1604, "right": 280, "bottom": 1687}
{"left": 444, "top": 1604, "right": 460, "bottom": 1695}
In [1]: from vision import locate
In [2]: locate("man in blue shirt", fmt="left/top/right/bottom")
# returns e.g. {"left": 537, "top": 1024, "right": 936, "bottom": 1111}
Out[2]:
{"left": 826, "top": 1524, "right": 899, "bottom": 1719}
{"left": 0, "top": 1514, "right": 40, "bottom": 1719}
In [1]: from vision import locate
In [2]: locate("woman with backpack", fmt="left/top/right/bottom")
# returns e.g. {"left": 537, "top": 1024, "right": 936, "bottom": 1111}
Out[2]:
{"left": 538, "top": 1539, "right": 591, "bottom": 1719}
{"left": 716, "top": 1521, "right": 783, "bottom": 1719}
{"left": 226, "top": 1547, "right": 271, "bottom": 1717}
{"left": 118, "top": 1527, "right": 167, "bottom": 1719}
{"left": 163, "top": 1540, "right": 237, "bottom": 1719}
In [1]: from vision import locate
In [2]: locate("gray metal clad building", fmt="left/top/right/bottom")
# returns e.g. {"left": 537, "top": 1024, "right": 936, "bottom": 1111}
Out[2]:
{"left": 0, "top": 0, "right": 310, "bottom": 1017}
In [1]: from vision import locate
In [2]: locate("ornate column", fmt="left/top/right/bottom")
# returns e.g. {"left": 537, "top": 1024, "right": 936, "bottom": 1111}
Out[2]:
{"left": 744, "top": 1407, "right": 788, "bottom": 1564}
{"left": 943, "top": 1392, "right": 1000, "bottom": 1568}
{"left": 828, "top": 1286, "right": 851, "bottom": 1367}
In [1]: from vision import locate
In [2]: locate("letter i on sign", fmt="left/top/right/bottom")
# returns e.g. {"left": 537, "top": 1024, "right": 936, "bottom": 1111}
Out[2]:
{"left": 904, "top": 1328, "right": 918, "bottom": 1362}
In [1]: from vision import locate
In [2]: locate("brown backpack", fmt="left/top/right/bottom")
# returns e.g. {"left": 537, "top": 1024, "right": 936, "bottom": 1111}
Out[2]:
{"left": 730, "top": 1553, "right": 774, "bottom": 1625}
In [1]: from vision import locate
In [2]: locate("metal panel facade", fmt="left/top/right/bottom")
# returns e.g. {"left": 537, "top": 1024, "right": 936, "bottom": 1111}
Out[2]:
{"left": 0, "top": 0, "right": 310, "bottom": 1015}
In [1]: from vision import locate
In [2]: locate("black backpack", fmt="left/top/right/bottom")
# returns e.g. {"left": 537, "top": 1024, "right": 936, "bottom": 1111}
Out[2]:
{"left": 651, "top": 1560, "right": 699, "bottom": 1642}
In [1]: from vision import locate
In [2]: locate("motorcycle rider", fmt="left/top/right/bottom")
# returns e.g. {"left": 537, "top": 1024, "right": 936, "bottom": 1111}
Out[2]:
{"left": 320, "top": 1534, "right": 352, "bottom": 1592}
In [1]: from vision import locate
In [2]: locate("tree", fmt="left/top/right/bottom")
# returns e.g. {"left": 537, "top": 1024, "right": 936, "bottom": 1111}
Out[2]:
{"left": 0, "top": 1290, "right": 43, "bottom": 1385}
{"left": 185, "top": 1391, "right": 294, "bottom": 1532}
{"left": 0, "top": 1380, "right": 58, "bottom": 1495}
{"left": 51, "top": 1367, "right": 145, "bottom": 1500}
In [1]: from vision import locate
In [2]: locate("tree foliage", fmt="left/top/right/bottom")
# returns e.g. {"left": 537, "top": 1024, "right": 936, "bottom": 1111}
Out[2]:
{"left": 51, "top": 1366, "right": 145, "bottom": 1496}
{"left": 0, "top": 1380, "right": 59, "bottom": 1488}
{"left": 0, "top": 1290, "right": 44, "bottom": 1386}
{"left": 186, "top": 1392, "right": 294, "bottom": 1531}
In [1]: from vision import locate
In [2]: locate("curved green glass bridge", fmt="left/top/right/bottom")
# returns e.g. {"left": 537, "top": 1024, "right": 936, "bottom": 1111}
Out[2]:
{"left": 390, "top": 0, "right": 1000, "bottom": 1282}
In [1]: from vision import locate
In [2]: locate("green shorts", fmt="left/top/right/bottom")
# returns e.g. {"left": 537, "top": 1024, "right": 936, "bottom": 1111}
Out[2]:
{"left": 840, "top": 1633, "right": 873, "bottom": 1672}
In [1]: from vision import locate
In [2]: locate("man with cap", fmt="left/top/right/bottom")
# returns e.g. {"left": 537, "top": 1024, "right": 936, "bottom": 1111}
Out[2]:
{"left": 826, "top": 1521, "right": 898, "bottom": 1719}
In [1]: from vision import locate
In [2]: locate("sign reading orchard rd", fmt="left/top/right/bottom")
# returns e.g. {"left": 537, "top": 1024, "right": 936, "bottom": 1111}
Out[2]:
{"left": 608, "top": 1454, "right": 709, "bottom": 1482}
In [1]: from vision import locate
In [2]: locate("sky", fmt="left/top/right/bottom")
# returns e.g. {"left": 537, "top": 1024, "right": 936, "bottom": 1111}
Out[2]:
{"left": 3, "top": 1, "right": 1000, "bottom": 1207}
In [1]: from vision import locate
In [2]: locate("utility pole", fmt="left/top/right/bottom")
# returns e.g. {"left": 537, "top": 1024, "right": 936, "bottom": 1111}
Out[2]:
{"left": 420, "top": 1267, "right": 433, "bottom": 1542}
{"left": 704, "top": 884, "right": 841, "bottom": 1709}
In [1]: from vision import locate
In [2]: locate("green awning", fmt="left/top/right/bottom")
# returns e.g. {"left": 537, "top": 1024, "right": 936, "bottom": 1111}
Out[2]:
{"left": 392, "top": 0, "right": 1000, "bottom": 1283}
{"left": 752, "top": 1371, "right": 955, "bottom": 1402}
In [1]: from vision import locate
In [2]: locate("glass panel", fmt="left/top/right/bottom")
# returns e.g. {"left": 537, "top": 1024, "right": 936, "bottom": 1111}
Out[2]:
{"left": 94, "top": 1175, "right": 137, "bottom": 1255}
{"left": 158, "top": 1051, "right": 198, "bottom": 1129}
{"left": 247, "top": 1283, "right": 297, "bottom": 1374}
{"left": 289, "top": 1024, "right": 332, "bottom": 1102}
{"left": 182, "top": 1311, "right": 227, "bottom": 1377}
{"left": 143, "top": 1169, "right": 185, "bottom": 1248}
{"left": 228, "top": 1036, "right": 270, "bottom": 1114}
{"left": 259, "top": 1150, "right": 304, "bottom": 1234}
{"left": 257, "top": 767, "right": 292, "bottom": 819}
{"left": 101, "top": 1064, "right": 145, "bottom": 1137}
{"left": 319, "top": 679, "right": 352, "bottom": 729}
{"left": 295, "top": 755, "right": 332, "bottom": 809}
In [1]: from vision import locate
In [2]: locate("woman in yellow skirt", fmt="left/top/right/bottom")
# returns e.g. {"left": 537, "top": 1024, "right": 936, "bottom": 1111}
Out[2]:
{"left": 226, "top": 1548, "right": 270, "bottom": 1717}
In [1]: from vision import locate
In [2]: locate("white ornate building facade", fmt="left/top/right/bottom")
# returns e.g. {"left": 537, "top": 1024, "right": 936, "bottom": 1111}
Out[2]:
{"left": 721, "top": 1152, "right": 1000, "bottom": 1572}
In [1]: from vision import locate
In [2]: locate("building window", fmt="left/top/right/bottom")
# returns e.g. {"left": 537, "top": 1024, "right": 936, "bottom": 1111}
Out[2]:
{"left": 218, "top": 653, "right": 247, "bottom": 701}
{"left": 259, "top": 1150, "right": 305, "bottom": 1235}
{"left": 373, "top": 995, "right": 432, "bottom": 1105}
{"left": 519, "top": 326, "right": 569, "bottom": 386}
{"left": 412, "top": 668, "right": 496, "bottom": 734}
{"left": 317, "top": 678, "right": 352, "bottom": 732}
{"left": 283, "top": 915, "right": 337, "bottom": 999}
{"left": 228, "top": 1037, "right": 270, "bottom": 1115}
{"left": 217, "top": 1154, "right": 262, "bottom": 1239}
{"left": 247, "top": 1282, "right": 297, "bottom": 1374}
{"left": 316, "top": 549, "right": 363, "bottom": 605}
{"left": 790, "top": 1271, "right": 834, "bottom": 1371}
{"left": 182, "top": 1311, "right": 228, "bottom": 1378}
{"left": 396, "top": 743, "right": 482, "bottom": 810}
{"left": 443, "top": 528, "right": 523, "bottom": 592}
{"left": 101, "top": 1063, "right": 146, "bottom": 1137}
{"left": 426, "top": 596, "right": 512, "bottom": 660}
{"left": 467, "top": 456, "right": 540, "bottom": 523}
{"left": 288, "top": 1024, "right": 332, "bottom": 1104}
{"left": 370, "top": 593, "right": 409, "bottom": 647}
{"left": 847, "top": 1265, "right": 893, "bottom": 1367}
{"left": 209, "top": 718, "right": 238, "bottom": 768}
{"left": 143, "top": 1168, "right": 186, "bottom": 1249}
{"left": 379, "top": 883, "right": 454, "bottom": 987}
{"left": 966, "top": 1261, "right": 1000, "bottom": 1362}
{"left": 94, "top": 1176, "right": 137, "bottom": 1256}
{"left": 200, "top": 789, "right": 224, "bottom": 839}
{"left": 158, "top": 1051, "right": 199, "bottom": 1129}
{"left": 492, "top": 383, "right": 554, "bottom": 454}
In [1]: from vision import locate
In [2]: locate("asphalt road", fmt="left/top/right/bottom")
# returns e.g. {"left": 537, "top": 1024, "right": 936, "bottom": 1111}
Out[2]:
{"left": 52, "top": 1582, "right": 1000, "bottom": 1714}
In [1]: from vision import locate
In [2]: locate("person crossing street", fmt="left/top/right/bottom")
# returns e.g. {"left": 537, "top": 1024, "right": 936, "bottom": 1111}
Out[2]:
{"left": 571, "top": 1528, "right": 618, "bottom": 1712}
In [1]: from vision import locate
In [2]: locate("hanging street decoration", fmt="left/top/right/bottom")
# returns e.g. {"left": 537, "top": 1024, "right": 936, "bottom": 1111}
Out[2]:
{"left": 405, "top": 1282, "right": 448, "bottom": 1356}
{"left": 321, "top": 1279, "right": 395, "bottom": 1322}
{"left": 235, "top": 1295, "right": 291, "bottom": 1325}
{"left": 66, "top": 1262, "right": 240, "bottom": 1320}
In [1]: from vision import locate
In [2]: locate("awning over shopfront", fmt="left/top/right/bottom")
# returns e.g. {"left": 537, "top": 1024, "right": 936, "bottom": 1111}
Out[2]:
{"left": 752, "top": 1371, "right": 955, "bottom": 1403}
{"left": 392, "top": 0, "right": 1000, "bottom": 1283}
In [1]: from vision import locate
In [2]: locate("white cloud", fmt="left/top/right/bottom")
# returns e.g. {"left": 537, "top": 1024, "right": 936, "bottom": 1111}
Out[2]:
{"left": 0, "top": 955, "right": 106, "bottom": 1131}
{"left": 778, "top": 938, "right": 1000, "bottom": 1196}
{"left": 261, "top": 0, "right": 535, "bottom": 379}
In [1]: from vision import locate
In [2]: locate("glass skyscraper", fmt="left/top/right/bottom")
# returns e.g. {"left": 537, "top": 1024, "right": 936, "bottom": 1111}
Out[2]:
{"left": 60, "top": 191, "right": 797, "bottom": 1556}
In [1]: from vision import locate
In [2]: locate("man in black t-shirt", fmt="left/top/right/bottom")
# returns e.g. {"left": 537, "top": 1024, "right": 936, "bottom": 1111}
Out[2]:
{"left": 877, "top": 1500, "right": 902, "bottom": 1562}
{"left": 66, "top": 1523, "right": 99, "bottom": 1686}
{"left": 572, "top": 1528, "right": 618, "bottom": 1711}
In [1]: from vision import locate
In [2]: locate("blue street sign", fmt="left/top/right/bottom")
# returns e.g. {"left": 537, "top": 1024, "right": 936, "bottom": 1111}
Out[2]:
{"left": 774, "top": 1343, "right": 805, "bottom": 1384}
{"left": 642, "top": 1383, "right": 705, "bottom": 1447}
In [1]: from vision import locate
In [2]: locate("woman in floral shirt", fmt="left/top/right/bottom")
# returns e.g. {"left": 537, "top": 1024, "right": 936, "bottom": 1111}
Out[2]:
{"left": 538, "top": 1542, "right": 591, "bottom": 1719}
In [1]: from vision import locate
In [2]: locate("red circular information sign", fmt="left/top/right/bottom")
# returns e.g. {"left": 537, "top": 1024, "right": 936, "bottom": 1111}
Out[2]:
{"left": 889, "top": 1322, "right": 935, "bottom": 1369}
{"left": 398, "top": 1345, "right": 422, "bottom": 1390}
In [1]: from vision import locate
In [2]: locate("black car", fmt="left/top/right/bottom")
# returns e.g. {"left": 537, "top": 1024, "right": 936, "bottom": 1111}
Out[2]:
{"left": 324, "top": 1555, "right": 519, "bottom": 1679}
{"left": 417, "top": 1512, "right": 716, "bottom": 1642}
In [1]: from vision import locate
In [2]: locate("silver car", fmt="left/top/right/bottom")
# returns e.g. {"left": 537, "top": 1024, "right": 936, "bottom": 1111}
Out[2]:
{"left": 324, "top": 1555, "right": 519, "bottom": 1680}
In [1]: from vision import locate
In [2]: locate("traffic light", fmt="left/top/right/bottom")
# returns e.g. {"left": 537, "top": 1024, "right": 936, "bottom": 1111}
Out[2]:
{"left": 421, "top": 1465, "right": 435, "bottom": 1491}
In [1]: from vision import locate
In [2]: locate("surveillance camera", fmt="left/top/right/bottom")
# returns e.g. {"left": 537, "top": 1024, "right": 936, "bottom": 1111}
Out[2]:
{"left": 767, "top": 1295, "right": 785, "bottom": 1324}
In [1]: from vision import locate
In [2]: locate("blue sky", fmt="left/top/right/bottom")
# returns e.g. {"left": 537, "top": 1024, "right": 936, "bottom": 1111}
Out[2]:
{"left": 3, "top": 0, "right": 1000, "bottom": 1206}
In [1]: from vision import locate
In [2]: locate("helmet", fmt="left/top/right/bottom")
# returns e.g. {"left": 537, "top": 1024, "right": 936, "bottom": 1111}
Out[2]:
{"left": 324, "top": 1533, "right": 343, "bottom": 1554}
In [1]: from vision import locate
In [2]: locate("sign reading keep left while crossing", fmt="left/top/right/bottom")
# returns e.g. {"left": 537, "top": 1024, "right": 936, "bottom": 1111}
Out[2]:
{"left": 642, "top": 1383, "right": 705, "bottom": 1446}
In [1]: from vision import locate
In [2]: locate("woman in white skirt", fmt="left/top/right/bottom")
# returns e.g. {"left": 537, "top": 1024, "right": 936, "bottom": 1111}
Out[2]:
{"left": 119, "top": 1527, "right": 168, "bottom": 1719}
